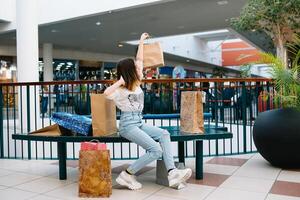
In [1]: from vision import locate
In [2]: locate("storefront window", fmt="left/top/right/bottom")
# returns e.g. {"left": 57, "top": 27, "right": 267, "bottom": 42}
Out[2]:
{"left": 39, "top": 59, "right": 77, "bottom": 81}
{"left": 0, "top": 56, "right": 16, "bottom": 82}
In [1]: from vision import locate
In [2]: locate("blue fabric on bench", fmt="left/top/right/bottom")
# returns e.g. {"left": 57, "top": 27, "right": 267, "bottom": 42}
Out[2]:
{"left": 51, "top": 112, "right": 92, "bottom": 136}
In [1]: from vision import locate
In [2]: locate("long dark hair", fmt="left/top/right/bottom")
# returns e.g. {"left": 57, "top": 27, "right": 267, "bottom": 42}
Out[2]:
{"left": 116, "top": 58, "right": 140, "bottom": 91}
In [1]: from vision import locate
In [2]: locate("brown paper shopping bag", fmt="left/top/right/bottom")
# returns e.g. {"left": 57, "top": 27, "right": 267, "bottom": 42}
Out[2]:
{"left": 143, "top": 42, "right": 165, "bottom": 68}
{"left": 78, "top": 150, "right": 112, "bottom": 198}
{"left": 91, "top": 94, "right": 117, "bottom": 136}
{"left": 30, "top": 124, "right": 72, "bottom": 136}
{"left": 180, "top": 91, "right": 204, "bottom": 134}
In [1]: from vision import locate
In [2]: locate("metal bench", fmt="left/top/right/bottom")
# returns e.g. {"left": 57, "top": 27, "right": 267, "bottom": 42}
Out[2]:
{"left": 12, "top": 126, "right": 232, "bottom": 181}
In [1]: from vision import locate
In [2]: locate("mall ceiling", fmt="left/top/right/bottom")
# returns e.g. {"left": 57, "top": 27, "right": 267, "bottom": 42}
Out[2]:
{"left": 0, "top": 0, "right": 250, "bottom": 60}
{"left": 0, "top": 0, "right": 247, "bottom": 51}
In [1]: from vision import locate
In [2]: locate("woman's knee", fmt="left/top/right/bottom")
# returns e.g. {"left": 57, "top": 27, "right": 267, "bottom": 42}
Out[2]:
{"left": 159, "top": 130, "right": 171, "bottom": 141}
{"left": 162, "top": 130, "right": 170, "bottom": 136}
{"left": 149, "top": 145, "right": 163, "bottom": 159}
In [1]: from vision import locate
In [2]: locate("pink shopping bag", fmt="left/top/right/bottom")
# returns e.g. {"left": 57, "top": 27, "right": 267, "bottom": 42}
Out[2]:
{"left": 80, "top": 140, "right": 107, "bottom": 151}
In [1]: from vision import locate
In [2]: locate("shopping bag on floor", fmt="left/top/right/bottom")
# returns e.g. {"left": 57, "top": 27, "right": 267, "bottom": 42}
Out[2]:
{"left": 80, "top": 140, "right": 107, "bottom": 151}
{"left": 90, "top": 94, "right": 117, "bottom": 136}
{"left": 78, "top": 148, "right": 112, "bottom": 197}
{"left": 180, "top": 91, "right": 204, "bottom": 134}
{"left": 143, "top": 42, "right": 165, "bottom": 68}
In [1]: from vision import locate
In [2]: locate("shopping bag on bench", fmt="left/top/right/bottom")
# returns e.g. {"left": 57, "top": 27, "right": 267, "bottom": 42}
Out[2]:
{"left": 30, "top": 124, "right": 72, "bottom": 136}
{"left": 78, "top": 144, "right": 112, "bottom": 197}
{"left": 180, "top": 91, "right": 204, "bottom": 134}
{"left": 90, "top": 94, "right": 117, "bottom": 136}
{"left": 143, "top": 42, "right": 165, "bottom": 68}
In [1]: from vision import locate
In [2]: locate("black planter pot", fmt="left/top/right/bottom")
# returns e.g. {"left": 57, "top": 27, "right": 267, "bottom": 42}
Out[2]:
{"left": 253, "top": 108, "right": 300, "bottom": 168}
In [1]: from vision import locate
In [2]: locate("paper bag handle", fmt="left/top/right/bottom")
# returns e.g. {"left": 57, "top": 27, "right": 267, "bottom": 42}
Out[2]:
{"left": 89, "top": 139, "right": 100, "bottom": 143}
{"left": 143, "top": 35, "right": 155, "bottom": 44}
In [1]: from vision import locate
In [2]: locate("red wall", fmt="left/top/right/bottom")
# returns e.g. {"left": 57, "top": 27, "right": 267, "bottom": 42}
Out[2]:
{"left": 222, "top": 41, "right": 260, "bottom": 66}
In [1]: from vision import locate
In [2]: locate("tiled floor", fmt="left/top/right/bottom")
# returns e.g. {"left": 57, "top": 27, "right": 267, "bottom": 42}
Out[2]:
{"left": 0, "top": 153, "right": 300, "bottom": 200}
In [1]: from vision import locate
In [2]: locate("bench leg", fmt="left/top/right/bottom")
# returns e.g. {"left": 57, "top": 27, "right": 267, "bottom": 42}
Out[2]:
{"left": 178, "top": 141, "right": 185, "bottom": 164}
{"left": 195, "top": 140, "right": 203, "bottom": 180}
{"left": 57, "top": 142, "right": 67, "bottom": 180}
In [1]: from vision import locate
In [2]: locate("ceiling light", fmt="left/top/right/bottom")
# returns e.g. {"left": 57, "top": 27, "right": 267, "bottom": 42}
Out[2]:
{"left": 186, "top": 59, "right": 190, "bottom": 63}
{"left": 96, "top": 21, "right": 101, "bottom": 26}
{"left": 217, "top": 1, "right": 228, "bottom": 5}
{"left": 118, "top": 43, "right": 124, "bottom": 48}
{"left": 67, "top": 62, "right": 73, "bottom": 66}
{"left": 51, "top": 29, "right": 59, "bottom": 33}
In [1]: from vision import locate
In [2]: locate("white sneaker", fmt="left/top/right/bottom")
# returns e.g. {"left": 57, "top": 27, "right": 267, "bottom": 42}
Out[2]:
{"left": 116, "top": 171, "right": 142, "bottom": 190}
{"left": 168, "top": 168, "right": 192, "bottom": 187}
{"left": 176, "top": 182, "right": 187, "bottom": 190}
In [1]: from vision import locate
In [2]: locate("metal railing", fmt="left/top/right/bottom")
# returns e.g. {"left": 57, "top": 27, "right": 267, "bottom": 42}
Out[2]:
{"left": 0, "top": 78, "right": 274, "bottom": 160}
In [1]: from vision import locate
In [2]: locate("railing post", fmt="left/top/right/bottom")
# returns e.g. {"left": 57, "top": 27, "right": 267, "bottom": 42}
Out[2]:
{"left": 86, "top": 84, "right": 91, "bottom": 114}
{"left": 241, "top": 82, "right": 247, "bottom": 153}
{"left": 55, "top": 84, "right": 59, "bottom": 112}
{"left": 0, "top": 86, "right": 3, "bottom": 158}
{"left": 159, "top": 83, "right": 163, "bottom": 114}
{"left": 266, "top": 81, "right": 271, "bottom": 110}
{"left": 214, "top": 82, "right": 219, "bottom": 155}
{"left": 26, "top": 85, "right": 31, "bottom": 159}
{"left": 214, "top": 82, "right": 218, "bottom": 126}
{"left": 79, "top": 84, "right": 82, "bottom": 114}
{"left": 176, "top": 82, "right": 180, "bottom": 113}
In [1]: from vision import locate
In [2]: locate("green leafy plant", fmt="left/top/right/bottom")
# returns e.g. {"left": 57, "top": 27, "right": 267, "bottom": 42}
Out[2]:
{"left": 231, "top": 0, "right": 300, "bottom": 65}
{"left": 259, "top": 35, "right": 300, "bottom": 108}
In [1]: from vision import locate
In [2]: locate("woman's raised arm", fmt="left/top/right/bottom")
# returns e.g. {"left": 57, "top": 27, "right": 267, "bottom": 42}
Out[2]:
{"left": 135, "top": 33, "right": 149, "bottom": 80}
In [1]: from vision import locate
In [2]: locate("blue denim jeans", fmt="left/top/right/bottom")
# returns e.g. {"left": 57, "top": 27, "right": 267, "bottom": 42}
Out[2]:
{"left": 119, "top": 111, "right": 176, "bottom": 174}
